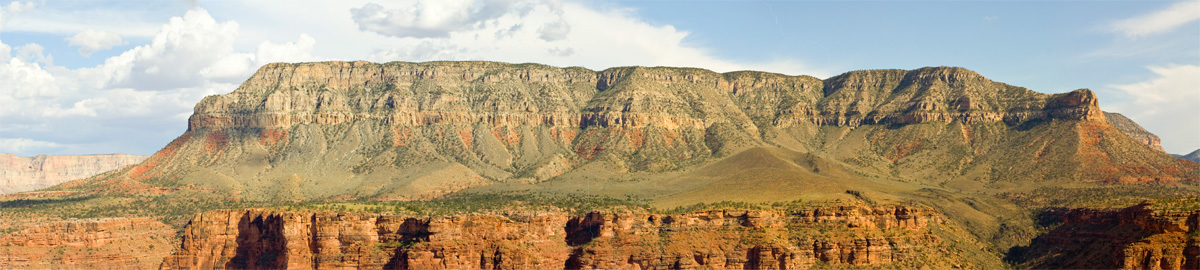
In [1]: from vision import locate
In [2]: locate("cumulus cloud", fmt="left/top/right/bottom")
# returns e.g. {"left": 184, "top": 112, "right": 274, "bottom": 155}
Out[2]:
{"left": 98, "top": 9, "right": 241, "bottom": 90}
{"left": 1109, "top": 64, "right": 1200, "bottom": 153}
{"left": 1, "top": 8, "right": 321, "bottom": 156}
{"left": 66, "top": 30, "right": 125, "bottom": 57}
{"left": 254, "top": 33, "right": 317, "bottom": 66}
{"left": 1111, "top": 0, "right": 1200, "bottom": 38}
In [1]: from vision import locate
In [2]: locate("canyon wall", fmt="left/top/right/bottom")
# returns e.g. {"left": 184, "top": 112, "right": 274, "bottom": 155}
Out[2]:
{"left": 161, "top": 203, "right": 1000, "bottom": 269}
{"left": 0, "top": 154, "right": 147, "bottom": 194}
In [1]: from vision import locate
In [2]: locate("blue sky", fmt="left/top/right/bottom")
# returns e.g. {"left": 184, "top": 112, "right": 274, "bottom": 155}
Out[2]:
{"left": 1, "top": 0, "right": 1198, "bottom": 156}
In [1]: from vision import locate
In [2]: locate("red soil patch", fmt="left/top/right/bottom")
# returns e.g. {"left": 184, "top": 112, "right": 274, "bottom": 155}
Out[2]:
{"left": 258, "top": 129, "right": 288, "bottom": 147}
{"left": 662, "top": 129, "right": 678, "bottom": 146}
{"left": 392, "top": 127, "right": 412, "bottom": 146}
{"left": 625, "top": 128, "right": 646, "bottom": 151}
{"left": 459, "top": 129, "right": 474, "bottom": 149}
{"left": 888, "top": 140, "right": 923, "bottom": 163}
{"left": 491, "top": 127, "right": 521, "bottom": 148}
{"left": 1076, "top": 122, "right": 1114, "bottom": 165}
{"left": 128, "top": 133, "right": 192, "bottom": 181}
{"left": 204, "top": 132, "right": 229, "bottom": 153}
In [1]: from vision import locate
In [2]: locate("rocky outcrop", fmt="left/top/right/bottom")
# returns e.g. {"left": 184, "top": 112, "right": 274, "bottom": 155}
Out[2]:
{"left": 1104, "top": 112, "right": 1165, "bottom": 152}
{"left": 0, "top": 154, "right": 147, "bottom": 194}
{"left": 161, "top": 204, "right": 994, "bottom": 269}
{"left": 1011, "top": 203, "right": 1200, "bottom": 269}
{"left": 0, "top": 217, "right": 174, "bottom": 269}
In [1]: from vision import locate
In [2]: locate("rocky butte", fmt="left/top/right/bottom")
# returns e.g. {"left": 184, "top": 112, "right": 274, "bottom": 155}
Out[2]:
{"left": 1, "top": 61, "right": 1197, "bottom": 269}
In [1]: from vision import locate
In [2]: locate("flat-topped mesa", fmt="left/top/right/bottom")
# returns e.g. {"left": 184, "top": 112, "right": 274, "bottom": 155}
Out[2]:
{"left": 97, "top": 61, "right": 1190, "bottom": 202}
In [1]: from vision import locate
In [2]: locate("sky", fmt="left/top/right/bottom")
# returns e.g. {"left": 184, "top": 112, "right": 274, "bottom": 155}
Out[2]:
{"left": 0, "top": 0, "right": 1197, "bottom": 156}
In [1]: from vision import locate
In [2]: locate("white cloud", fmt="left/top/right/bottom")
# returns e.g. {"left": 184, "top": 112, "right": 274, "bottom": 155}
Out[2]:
{"left": 97, "top": 9, "right": 241, "bottom": 90}
{"left": 66, "top": 30, "right": 125, "bottom": 57}
{"left": 0, "top": 58, "right": 58, "bottom": 98}
{"left": 0, "top": 40, "right": 9, "bottom": 60}
{"left": 1111, "top": 0, "right": 1200, "bottom": 38}
{"left": 350, "top": 0, "right": 550, "bottom": 39}
{"left": 0, "top": 1, "right": 36, "bottom": 30}
{"left": 0, "top": 138, "right": 61, "bottom": 153}
{"left": 0, "top": 9, "right": 272, "bottom": 156}
{"left": 537, "top": 19, "right": 570, "bottom": 41}
{"left": 1109, "top": 64, "right": 1200, "bottom": 153}
{"left": 0, "top": 57, "right": 61, "bottom": 118}
{"left": 254, "top": 33, "right": 317, "bottom": 66}
{"left": 12, "top": 43, "right": 51, "bottom": 66}
{"left": 1, "top": 1, "right": 163, "bottom": 38}
{"left": 354, "top": 1, "right": 815, "bottom": 75}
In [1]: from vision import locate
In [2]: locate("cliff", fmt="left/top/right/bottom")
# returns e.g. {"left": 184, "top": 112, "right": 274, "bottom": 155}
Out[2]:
{"left": 0, "top": 217, "right": 174, "bottom": 269}
{"left": 1011, "top": 203, "right": 1200, "bottom": 269}
{"left": 0, "top": 154, "right": 147, "bottom": 194}
{"left": 1104, "top": 112, "right": 1165, "bottom": 152}
{"left": 59, "top": 61, "right": 1195, "bottom": 202}
{"left": 161, "top": 203, "right": 1002, "bottom": 270}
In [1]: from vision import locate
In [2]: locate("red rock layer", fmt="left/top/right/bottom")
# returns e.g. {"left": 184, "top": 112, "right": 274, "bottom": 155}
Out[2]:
{"left": 0, "top": 217, "right": 175, "bottom": 269}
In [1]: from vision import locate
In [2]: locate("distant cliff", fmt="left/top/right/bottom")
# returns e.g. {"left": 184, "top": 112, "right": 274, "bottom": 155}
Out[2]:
{"left": 1103, "top": 112, "right": 1165, "bottom": 152}
{"left": 0, "top": 154, "right": 147, "bottom": 194}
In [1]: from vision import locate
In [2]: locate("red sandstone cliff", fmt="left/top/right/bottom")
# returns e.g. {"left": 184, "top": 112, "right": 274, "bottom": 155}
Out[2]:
{"left": 0, "top": 217, "right": 175, "bottom": 269}
{"left": 0, "top": 153, "right": 147, "bottom": 194}
{"left": 160, "top": 204, "right": 996, "bottom": 270}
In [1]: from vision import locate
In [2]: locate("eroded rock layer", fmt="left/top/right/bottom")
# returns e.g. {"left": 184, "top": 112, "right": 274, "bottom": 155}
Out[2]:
{"left": 161, "top": 204, "right": 994, "bottom": 270}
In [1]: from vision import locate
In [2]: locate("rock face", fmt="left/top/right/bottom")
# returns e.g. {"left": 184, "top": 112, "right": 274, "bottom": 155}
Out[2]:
{"left": 1104, "top": 112, "right": 1165, "bottom": 152}
{"left": 1012, "top": 203, "right": 1200, "bottom": 269}
{"left": 66, "top": 61, "right": 1195, "bottom": 201}
{"left": 0, "top": 154, "right": 147, "bottom": 194}
{"left": 0, "top": 217, "right": 175, "bottom": 269}
{"left": 161, "top": 204, "right": 996, "bottom": 269}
